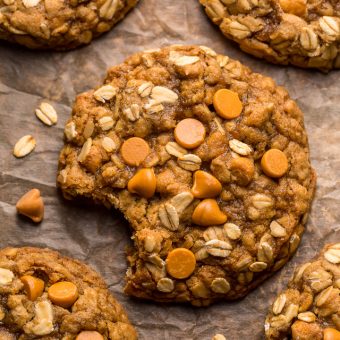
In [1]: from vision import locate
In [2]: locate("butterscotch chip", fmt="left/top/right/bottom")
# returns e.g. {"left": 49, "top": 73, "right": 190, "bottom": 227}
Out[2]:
{"left": 57, "top": 45, "right": 315, "bottom": 306}
{"left": 128, "top": 168, "right": 156, "bottom": 198}
{"left": 230, "top": 157, "right": 255, "bottom": 186}
{"left": 265, "top": 244, "right": 340, "bottom": 340}
{"left": 324, "top": 328, "right": 340, "bottom": 340}
{"left": 0, "top": 0, "right": 139, "bottom": 50}
{"left": 76, "top": 331, "right": 104, "bottom": 340}
{"left": 0, "top": 247, "right": 136, "bottom": 338}
{"left": 16, "top": 189, "right": 44, "bottom": 223}
{"left": 191, "top": 170, "right": 222, "bottom": 198}
{"left": 192, "top": 199, "right": 227, "bottom": 226}
{"left": 48, "top": 281, "right": 79, "bottom": 308}
{"left": 261, "top": 149, "right": 289, "bottom": 178}
{"left": 20, "top": 275, "right": 45, "bottom": 301}
{"left": 199, "top": 0, "right": 340, "bottom": 71}
{"left": 166, "top": 248, "right": 196, "bottom": 279}
{"left": 280, "top": 0, "right": 307, "bottom": 16}
{"left": 121, "top": 137, "right": 150, "bottom": 166}
{"left": 174, "top": 118, "right": 206, "bottom": 149}
{"left": 213, "top": 89, "right": 243, "bottom": 119}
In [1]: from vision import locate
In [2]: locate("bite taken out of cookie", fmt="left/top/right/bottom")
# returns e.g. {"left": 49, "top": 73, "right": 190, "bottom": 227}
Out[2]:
{"left": 57, "top": 45, "right": 316, "bottom": 306}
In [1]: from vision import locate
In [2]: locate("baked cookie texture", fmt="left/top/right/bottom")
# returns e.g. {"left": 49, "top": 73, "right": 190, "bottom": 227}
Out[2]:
{"left": 57, "top": 45, "right": 316, "bottom": 306}
{"left": 199, "top": 0, "right": 340, "bottom": 71}
{"left": 0, "top": 0, "right": 138, "bottom": 50}
{"left": 265, "top": 243, "right": 340, "bottom": 339}
{"left": 0, "top": 247, "right": 137, "bottom": 339}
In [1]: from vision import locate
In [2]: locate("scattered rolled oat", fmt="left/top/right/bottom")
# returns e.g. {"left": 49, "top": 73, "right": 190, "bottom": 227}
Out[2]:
{"left": 13, "top": 135, "right": 36, "bottom": 158}
{"left": 35, "top": 102, "right": 58, "bottom": 126}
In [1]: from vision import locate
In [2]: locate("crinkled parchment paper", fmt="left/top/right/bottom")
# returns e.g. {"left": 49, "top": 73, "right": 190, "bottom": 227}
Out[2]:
{"left": 1, "top": 0, "right": 340, "bottom": 339}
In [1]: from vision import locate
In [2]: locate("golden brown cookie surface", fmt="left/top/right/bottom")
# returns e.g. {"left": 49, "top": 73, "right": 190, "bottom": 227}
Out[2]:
{"left": 0, "top": 247, "right": 137, "bottom": 339}
{"left": 0, "top": 0, "right": 138, "bottom": 50}
{"left": 265, "top": 243, "right": 340, "bottom": 339}
{"left": 199, "top": 0, "right": 340, "bottom": 71}
{"left": 57, "top": 45, "right": 316, "bottom": 306}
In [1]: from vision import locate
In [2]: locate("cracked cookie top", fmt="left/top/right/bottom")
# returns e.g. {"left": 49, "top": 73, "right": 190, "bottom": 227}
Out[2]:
{"left": 57, "top": 45, "right": 316, "bottom": 306}
{"left": 0, "top": 0, "right": 138, "bottom": 50}
{"left": 0, "top": 247, "right": 137, "bottom": 339}
{"left": 199, "top": 0, "right": 340, "bottom": 70}
{"left": 265, "top": 243, "right": 340, "bottom": 339}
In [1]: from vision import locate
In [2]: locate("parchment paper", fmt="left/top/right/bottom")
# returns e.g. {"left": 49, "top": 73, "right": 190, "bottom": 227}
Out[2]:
{"left": 1, "top": 0, "right": 340, "bottom": 339}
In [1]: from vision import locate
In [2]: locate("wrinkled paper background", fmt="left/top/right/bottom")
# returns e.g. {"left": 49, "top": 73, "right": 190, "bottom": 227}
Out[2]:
{"left": 1, "top": 0, "right": 340, "bottom": 339}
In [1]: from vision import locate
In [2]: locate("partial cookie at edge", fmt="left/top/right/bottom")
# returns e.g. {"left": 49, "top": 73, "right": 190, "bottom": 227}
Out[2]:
{"left": 265, "top": 243, "right": 340, "bottom": 339}
{"left": 0, "top": 0, "right": 138, "bottom": 50}
{"left": 0, "top": 247, "right": 137, "bottom": 339}
{"left": 199, "top": 0, "right": 340, "bottom": 71}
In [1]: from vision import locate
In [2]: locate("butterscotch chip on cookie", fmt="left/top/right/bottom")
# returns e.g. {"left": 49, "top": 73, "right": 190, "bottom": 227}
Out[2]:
{"left": 0, "top": 0, "right": 138, "bottom": 50}
{"left": 57, "top": 45, "right": 316, "bottom": 306}
{"left": 199, "top": 0, "right": 340, "bottom": 71}
{"left": 265, "top": 243, "right": 340, "bottom": 339}
{"left": 0, "top": 247, "right": 137, "bottom": 339}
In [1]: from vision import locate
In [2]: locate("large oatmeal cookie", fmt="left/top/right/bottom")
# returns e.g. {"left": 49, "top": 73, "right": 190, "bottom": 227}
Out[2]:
{"left": 0, "top": 0, "right": 138, "bottom": 50}
{"left": 0, "top": 247, "right": 137, "bottom": 339}
{"left": 199, "top": 0, "right": 340, "bottom": 71}
{"left": 57, "top": 45, "right": 316, "bottom": 306}
{"left": 265, "top": 243, "right": 340, "bottom": 339}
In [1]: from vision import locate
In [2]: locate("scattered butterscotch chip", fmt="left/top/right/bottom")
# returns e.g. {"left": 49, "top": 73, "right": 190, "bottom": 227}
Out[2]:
{"left": 230, "top": 157, "right": 255, "bottom": 186}
{"left": 213, "top": 89, "right": 243, "bottom": 120}
{"left": 192, "top": 170, "right": 222, "bottom": 198}
{"left": 128, "top": 168, "right": 156, "bottom": 198}
{"left": 16, "top": 189, "right": 44, "bottom": 223}
{"left": 174, "top": 118, "right": 206, "bottom": 149}
{"left": 48, "top": 281, "right": 78, "bottom": 308}
{"left": 20, "top": 275, "right": 45, "bottom": 301}
{"left": 261, "top": 149, "right": 289, "bottom": 178}
{"left": 121, "top": 137, "right": 150, "bottom": 166}
{"left": 324, "top": 328, "right": 340, "bottom": 340}
{"left": 166, "top": 248, "right": 196, "bottom": 279}
{"left": 76, "top": 331, "right": 104, "bottom": 340}
{"left": 192, "top": 199, "right": 227, "bottom": 226}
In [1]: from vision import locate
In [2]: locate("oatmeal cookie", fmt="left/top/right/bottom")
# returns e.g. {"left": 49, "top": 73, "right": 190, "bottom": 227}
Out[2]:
{"left": 0, "top": 247, "right": 137, "bottom": 339}
{"left": 199, "top": 0, "right": 340, "bottom": 71}
{"left": 0, "top": 0, "right": 138, "bottom": 50}
{"left": 57, "top": 45, "right": 316, "bottom": 306}
{"left": 265, "top": 243, "right": 340, "bottom": 340}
